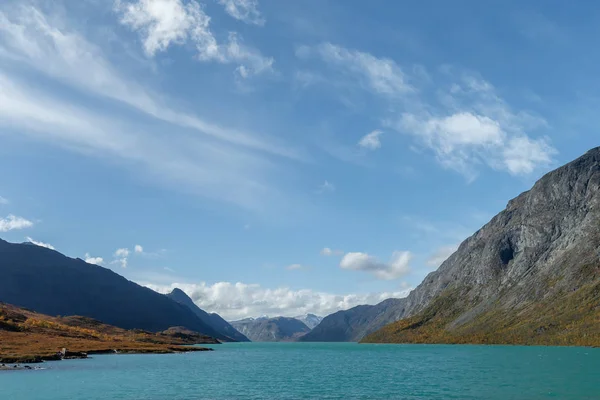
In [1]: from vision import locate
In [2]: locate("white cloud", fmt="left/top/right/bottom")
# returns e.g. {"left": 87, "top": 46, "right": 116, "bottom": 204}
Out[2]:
{"left": 115, "top": 248, "right": 130, "bottom": 258}
{"left": 299, "top": 43, "right": 412, "bottom": 97}
{"left": 217, "top": 0, "right": 264, "bottom": 26}
{"left": 144, "top": 281, "right": 413, "bottom": 320}
{"left": 0, "top": 5, "right": 298, "bottom": 211}
{"left": 340, "top": 251, "right": 412, "bottom": 280}
{"left": 320, "top": 247, "right": 343, "bottom": 256}
{"left": 0, "top": 196, "right": 8, "bottom": 205}
{"left": 84, "top": 253, "right": 104, "bottom": 265}
{"left": 25, "top": 237, "right": 55, "bottom": 250}
{"left": 0, "top": 215, "right": 33, "bottom": 232}
{"left": 0, "top": 4, "right": 288, "bottom": 155}
{"left": 115, "top": 0, "right": 272, "bottom": 77}
{"left": 112, "top": 248, "right": 130, "bottom": 268}
{"left": 299, "top": 42, "right": 556, "bottom": 178}
{"left": 134, "top": 244, "right": 144, "bottom": 253}
{"left": 502, "top": 135, "right": 556, "bottom": 175}
{"left": 358, "top": 130, "right": 383, "bottom": 150}
{"left": 286, "top": 263, "right": 306, "bottom": 271}
{"left": 317, "top": 180, "right": 335, "bottom": 193}
{"left": 426, "top": 245, "right": 459, "bottom": 268}
{"left": 115, "top": 0, "right": 208, "bottom": 57}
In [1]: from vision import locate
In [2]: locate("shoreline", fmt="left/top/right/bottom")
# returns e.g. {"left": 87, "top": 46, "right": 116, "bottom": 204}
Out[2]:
{"left": 0, "top": 345, "right": 213, "bottom": 369}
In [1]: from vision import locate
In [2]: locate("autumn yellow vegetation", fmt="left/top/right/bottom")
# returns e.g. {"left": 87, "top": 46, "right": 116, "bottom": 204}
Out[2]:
{"left": 362, "top": 265, "right": 600, "bottom": 347}
{"left": 0, "top": 304, "right": 214, "bottom": 363}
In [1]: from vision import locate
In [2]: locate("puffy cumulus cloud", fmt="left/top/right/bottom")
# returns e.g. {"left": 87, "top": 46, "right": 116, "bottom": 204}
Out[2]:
{"left": 358, "top": 130, "right": 383, "bottom": 150}
{"left": 84, "top": 253, "right": 104, "bottom": 265}
{"left": 0, "top": 215, "right": 33, "bottom": 232}
{"left": 25, "top": 237, "right": 55, "bottom": 250}
{"left": 112, "top": 248, "right": 130, "bottom": 268}
{"left": 393, "top": 73, "right": 556, "bottom": 178}
{"left": 217, "top": 0, "right": 264, "bottom": 26}
{"left": 340, "top": 251, "right": 412, "bottom": 280}
{"left": 115, "top": 0, "right": 273, "bottom": 77}
{"left": 320, "top": 247, "right": 343, "bottom": 256}
{"left": 144, "top": 281, "right": 413, "bottom": 320}
{"left": 134, "top": 244, "right": 144, "bottom": 253}
{"left": 426, "top": 245, "right": 459, "bottom": 269}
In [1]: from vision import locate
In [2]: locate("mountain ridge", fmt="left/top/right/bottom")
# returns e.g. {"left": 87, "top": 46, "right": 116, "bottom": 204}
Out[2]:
{"left": 304, "top": 146, "right": 600, "bottom": 345}
{"left": 0, "top": 240, "right": 227, "bottom": 340}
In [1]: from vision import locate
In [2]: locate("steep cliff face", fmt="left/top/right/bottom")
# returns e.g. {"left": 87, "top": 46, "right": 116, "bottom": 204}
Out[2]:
{"left": 308, "top": 147, "right": 600, "bottom": 344}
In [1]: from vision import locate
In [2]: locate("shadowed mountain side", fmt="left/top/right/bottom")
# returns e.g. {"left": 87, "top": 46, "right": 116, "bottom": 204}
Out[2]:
{"left": 167, "top": 288, "right": 249, "bottom": 342}
{"left": 0, "top": 240, "right": 226, "bottom": 340}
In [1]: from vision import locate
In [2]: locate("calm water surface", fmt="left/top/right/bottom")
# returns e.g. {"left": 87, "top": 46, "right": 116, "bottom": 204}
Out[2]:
{"left": 1, "top": 342, "right": 598, "bottom": 399}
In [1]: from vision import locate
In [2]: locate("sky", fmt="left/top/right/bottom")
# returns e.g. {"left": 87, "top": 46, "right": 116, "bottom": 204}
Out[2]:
{"left": 1, "top": 0, "right": 599, "bottom": 321}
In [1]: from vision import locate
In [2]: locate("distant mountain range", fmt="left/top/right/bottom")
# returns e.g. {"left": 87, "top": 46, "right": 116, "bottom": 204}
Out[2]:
{"left": 230, "top": 316, "right": 312, "bottom": 342}
{"left": 303, "top": 147, "right": 600, "bottom": 346}
{"left": 0, "top": 240, "right": 246, "bottom": 342}
{"left": 294, "top": 313, "right": 323, "bottom": 329}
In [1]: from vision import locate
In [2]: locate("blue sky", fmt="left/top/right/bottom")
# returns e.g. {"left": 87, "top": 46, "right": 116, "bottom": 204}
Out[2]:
{"left": 0, "top": 0, "right": 598, "bottom": 320}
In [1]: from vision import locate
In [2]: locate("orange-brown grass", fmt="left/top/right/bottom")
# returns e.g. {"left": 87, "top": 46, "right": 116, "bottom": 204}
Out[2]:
{"left": 0, "top": 304, "right": 215, "bottom": 363}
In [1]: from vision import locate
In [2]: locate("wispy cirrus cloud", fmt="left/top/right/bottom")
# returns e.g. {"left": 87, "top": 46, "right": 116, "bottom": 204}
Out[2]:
{"left": 297, "top": 42, "right": 412, "bottom": 97}
{"left": 317, "top": 180, "right": 335, "bottom": 193}
{"left": 0, "top": 3, "right": 300, "bottom": 212}
{"left": 115, "top": 0, "right": 272, "bottom": 77}
{"left": 320, "top": 247, "right": 343, "bottom": 256}
{"left": 217, "top": 0, "right": 264, "bottom": 26}
{"left": 358, "top": 130, "right": 383, "bottom": 150}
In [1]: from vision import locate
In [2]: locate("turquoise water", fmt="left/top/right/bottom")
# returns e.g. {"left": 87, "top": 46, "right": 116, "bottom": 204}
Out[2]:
{"left": 1, "top": 342, "right": 598, "bottom": 399}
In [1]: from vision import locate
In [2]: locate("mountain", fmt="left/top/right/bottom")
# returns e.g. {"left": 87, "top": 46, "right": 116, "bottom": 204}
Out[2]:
{"left": 300, "top": 299, "right": 405, "bottom": 342}
{"left": 166, "top": 288, "right": 250, "bottom": 342}
{"left": 306, "top": 147, "right": 600, "bottom": 346}
{"left": 0, "top": 240, "right": 228, "bottom": 340}
{"left": 293, "top": 314, "right": 323, "bottom": 329}
{"left": 230, "top": 317, "right": 311, "bottom": 342}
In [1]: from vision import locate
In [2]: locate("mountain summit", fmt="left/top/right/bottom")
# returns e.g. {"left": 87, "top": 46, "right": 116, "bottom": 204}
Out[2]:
{"left": 305, "top": 147, "right": 600, "bottom": 345}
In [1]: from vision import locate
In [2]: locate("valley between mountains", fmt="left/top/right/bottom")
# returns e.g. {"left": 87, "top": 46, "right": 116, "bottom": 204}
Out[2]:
{"left": 2, "top": 147, "right": 600, "bottom": 363}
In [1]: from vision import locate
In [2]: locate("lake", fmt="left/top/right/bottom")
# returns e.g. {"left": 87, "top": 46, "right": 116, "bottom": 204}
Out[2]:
{"left": 1, "top": 342, "right": 598, "bottom": 399}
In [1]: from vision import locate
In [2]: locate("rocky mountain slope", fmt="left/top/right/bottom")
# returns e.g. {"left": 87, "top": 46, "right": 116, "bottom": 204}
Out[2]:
{"left": 306, "top": 147, "right": 600, "bottom": 345}
{"left": 167, "top": 288, "right": 249, "bottom": 342}
{"left": 293, "top": 313, "right": 323, "bottom": 329}
{"left": 230, "top": 317, "right": 311, "bottom": 342}
{"left": 0, "top": 240, "right": 228, "bottom": 340}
